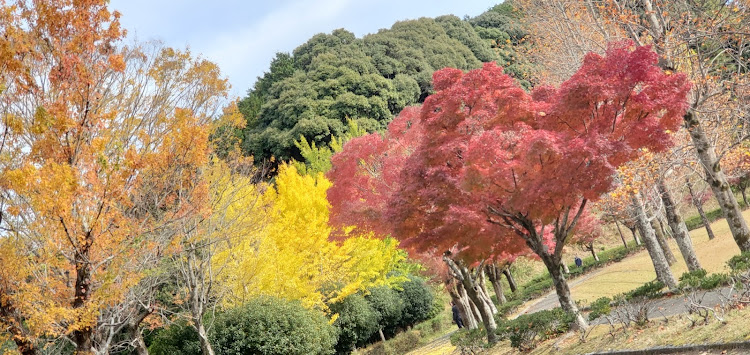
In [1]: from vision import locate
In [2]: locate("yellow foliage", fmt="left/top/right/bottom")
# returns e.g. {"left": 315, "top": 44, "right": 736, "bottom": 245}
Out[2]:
{"left": 214, "top": 164, "right": 406, "bottom": 311}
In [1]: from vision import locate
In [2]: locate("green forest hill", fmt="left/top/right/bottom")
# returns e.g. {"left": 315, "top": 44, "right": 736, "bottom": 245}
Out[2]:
{"left": 236, "top": 2, "right": 533, "bottom": 166}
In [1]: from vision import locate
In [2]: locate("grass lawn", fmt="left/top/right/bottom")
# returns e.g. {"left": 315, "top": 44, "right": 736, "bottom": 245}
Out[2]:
{"left": 566, "top": 209, "right": 746, "bottom": 304}
{"left": 481, "top": 306, "right": 750, "bottom": 354}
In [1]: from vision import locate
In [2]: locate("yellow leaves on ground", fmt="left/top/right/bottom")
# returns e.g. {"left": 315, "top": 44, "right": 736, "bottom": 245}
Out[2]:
{"left": 214, "top": 164, "right": 405, "bottom": 311}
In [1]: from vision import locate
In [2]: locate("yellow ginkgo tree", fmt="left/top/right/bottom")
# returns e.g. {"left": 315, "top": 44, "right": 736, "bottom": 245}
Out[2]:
{"left": 214, "top": 164, "right": 407, "bottom": 311}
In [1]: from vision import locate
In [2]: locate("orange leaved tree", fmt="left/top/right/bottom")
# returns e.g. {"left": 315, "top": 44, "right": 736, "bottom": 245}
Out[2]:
{"left": 0, "top": 1, "right": 228, "bottom": 353}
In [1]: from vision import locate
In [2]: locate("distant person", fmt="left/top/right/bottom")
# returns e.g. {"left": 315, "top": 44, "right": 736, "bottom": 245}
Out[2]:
{"left": 451, "top": 302, "right": 464, "bottom": 329}
{"left": 574, "top": 256, "right": 583, "bottom": 268}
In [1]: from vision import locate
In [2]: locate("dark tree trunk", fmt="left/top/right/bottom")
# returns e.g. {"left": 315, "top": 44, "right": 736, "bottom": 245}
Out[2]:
{"left": 685, "top": 110, "right": 750, "bottom": 251}
{"left": 742, "top": 187, "right": 748, "bottom": 207}
{"left": 502, "top": 267, "right": 517, "bottom": 293}
{"left": 632, "top": 195, "right": 677, "bottom": 289}
{"left": 615, "top": 220, "right": 628, "bottom": 248}
{"left": 686, "top": 177, "right": 716, "bottom": 240}
{"left": 652, "top": 219, "right": 677, "bottom": 266}
{"left": 658, "top": 180, "right": 702, "bottom": 272}
{"left": 73, "top": 244, "right": 94, "bottom": 354}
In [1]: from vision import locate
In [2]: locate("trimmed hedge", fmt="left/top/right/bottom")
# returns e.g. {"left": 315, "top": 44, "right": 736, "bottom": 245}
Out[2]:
{"left": 495, "top": 308, "right": 574, "bottom": 351}
{"left": 212, "top": 296, "right": 337, "bottom": 355}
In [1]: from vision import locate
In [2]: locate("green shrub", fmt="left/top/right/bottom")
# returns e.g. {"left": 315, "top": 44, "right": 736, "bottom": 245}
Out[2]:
{"left": 397, "top": 275, "right": 435, "bottom": 328}
{"left": 386, "top": 330, "right": 422, "bottom": 354}
{"left": 331, "top": 294, "right": 379, "bottom": 354}
{"left": 147, "top": 321, "right": 201, "bottom": 355}
{"left": 588, "top": 297, "right": 612, "bottom": 321}
{"left": 497, "top": 299, "right": 523, "bottom": 316}
{"left": 626, "top": 281, "right": 664, "bottom": 300}
{"left": 728, "top": 251, "right": 750, "bottom": 273}
{"left": 496, "top": 308, "right": 574, "bottom": 351}
{"left": 450, "top": 327, "right": 487, "bottom": 353}
{"left": 701, "top": 273, "right": 730, "bottom": 290}
{"left": 211, "top": 296, "right": 336, "bottom": 355}
{"left": 679, "top": 269, "right": 708, "bottom": 289}
{"left": 365, "top": 286, "right": 404, "bottom": 338}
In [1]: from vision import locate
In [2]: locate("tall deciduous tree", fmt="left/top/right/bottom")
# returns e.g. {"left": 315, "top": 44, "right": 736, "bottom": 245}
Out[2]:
{"left": 519, "top": 0, "right": 750, "bottom": 252}
{"left": 330, "top": 43, "right": 690, "bottom": 333}
{"left": 0, "top": 1, "right": 229, "bottom": 353}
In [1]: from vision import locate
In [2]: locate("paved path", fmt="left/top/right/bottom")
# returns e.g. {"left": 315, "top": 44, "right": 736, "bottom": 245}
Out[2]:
{"left": 518, "top": 282, "right": 737, "bottom": 324}
{"left": 512, "top": 267, "right": 610, "bottom": 318}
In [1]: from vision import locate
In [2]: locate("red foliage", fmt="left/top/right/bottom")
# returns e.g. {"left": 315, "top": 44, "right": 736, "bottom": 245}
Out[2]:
{"left": 328, "top": 42, "right": 690, "bottom": 264}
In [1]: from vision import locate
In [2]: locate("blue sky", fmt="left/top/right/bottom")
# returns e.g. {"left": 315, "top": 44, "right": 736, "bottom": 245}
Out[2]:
{"left": 109, "top": 0, "right": 497, "bottom": 97}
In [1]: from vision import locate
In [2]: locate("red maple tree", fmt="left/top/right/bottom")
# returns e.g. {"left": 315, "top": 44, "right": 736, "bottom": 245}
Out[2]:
{"left": 328, "top": 42, "right": 690, "bottom": 333}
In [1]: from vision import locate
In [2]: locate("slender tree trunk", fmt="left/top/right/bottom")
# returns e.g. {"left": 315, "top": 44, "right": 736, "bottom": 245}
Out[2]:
{"left": 378, "top": 328, "right": 386, "bottom": 343}
{"left": 463, "top": 286, "right": 483, "bottom": 328}
{"left": 652, "top": 219, "right": 677, "bottom": 266}
{"left": 449, "top": 282, "right": 478, "bottom": 329}
{"left": 485, "top": 264, "right": 507, "bottom": 305}
{"left": 502, "top": 267, "right": 518, "bottom": 293}
{"left": 629, "top": 225, "right": 642, "bottom": 245}
{"left": 658, "top": 217, "right": 670, "bottom": 238}
{"left": 632, "top": 195, "right": 678, "bottom": 289}
{"left": 542, "top": 256, "right": 588, "bottom": 330}
{"left": 685, "top": 110, "right": 750, "bottom": 251}
{"left": 197, "top": 323, "right": 215, "bottom": 355}
{"left": 615, "top": 220, "right": 628, "bottom": 248}
{"left": 444, "top": 257, "right": 498, "bottom": 344}
{"left": 563, "top": 262, "right": 571, "bottom": 274}
{"left": 73, "top": 248, "right": 94, "bottom": 354}
{"left": 742, "top": 188, "right": 748, "bottom": 207}
{"left": 686, "top": 178, "right": 716, "bottom": 240}
{"left": 129, "top": 307, "right": 152, "bottom": 355}
{"left": 477, "top": 271, "right": 498, "bottom": 315}
{"left": 588, "top": 244, "right": 599, "bottom": 262}
{"left": 658, "top": 180, "right": 702, "bottom": 272}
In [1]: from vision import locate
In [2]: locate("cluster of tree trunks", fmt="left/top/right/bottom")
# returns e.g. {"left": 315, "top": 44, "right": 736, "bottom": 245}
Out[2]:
{"left": 443, "top": 256, "right": 519, "bottom": 344}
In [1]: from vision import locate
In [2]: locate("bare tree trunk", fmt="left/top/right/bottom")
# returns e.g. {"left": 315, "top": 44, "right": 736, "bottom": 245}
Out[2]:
{"left": 197, "top": 322, "right": 215, "bottom": 355}
{"left": 477, "top": 270, "right": 498, "bottom": 315}
{"left": 463, "top": 286, "right": 483, "bottom": 328}
{"left": 542, "top": 255, "right": 588, "bottom": 330}
{"left": 484, "top": 264, "right": 507, "bottom": 305}
{"left": 448, "top": 282, "right": 478, "bottom": 329}
{"left": 563, "top": 262, "right": 571, "bottom": 274}
{"left": 628, "top": 224, "right": 642, "bottom": 245}
{"left": 685, "top": 110, "right": 750, "bottom": 251}
{"left": 658, "top": 180, "right": 702, "bottom": 272}
{"left": 502, "top": 267, "right": 517, "bottom": 293}
{"left": 588, "top": 243, "right": 599, "bottom": 262}
{"left": 129, "top": 307, "right": 152, "bottom": 355}
{"left": 686, "top": 177, "right": 716, "bottom": 240}
{"left": 444, "top": 256, "right": 498, "bottom": 344}
{"left": 615, "top": 220, "right": 628, "bottom": 248}
{"left": 652, "top": 219, "right": 677, "bottom": 266}
{"left": 632, "top": 195, "right": 677, "bottom": 289}
{"left": 73, "top": 249, "right": 94, "bottom": 355}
